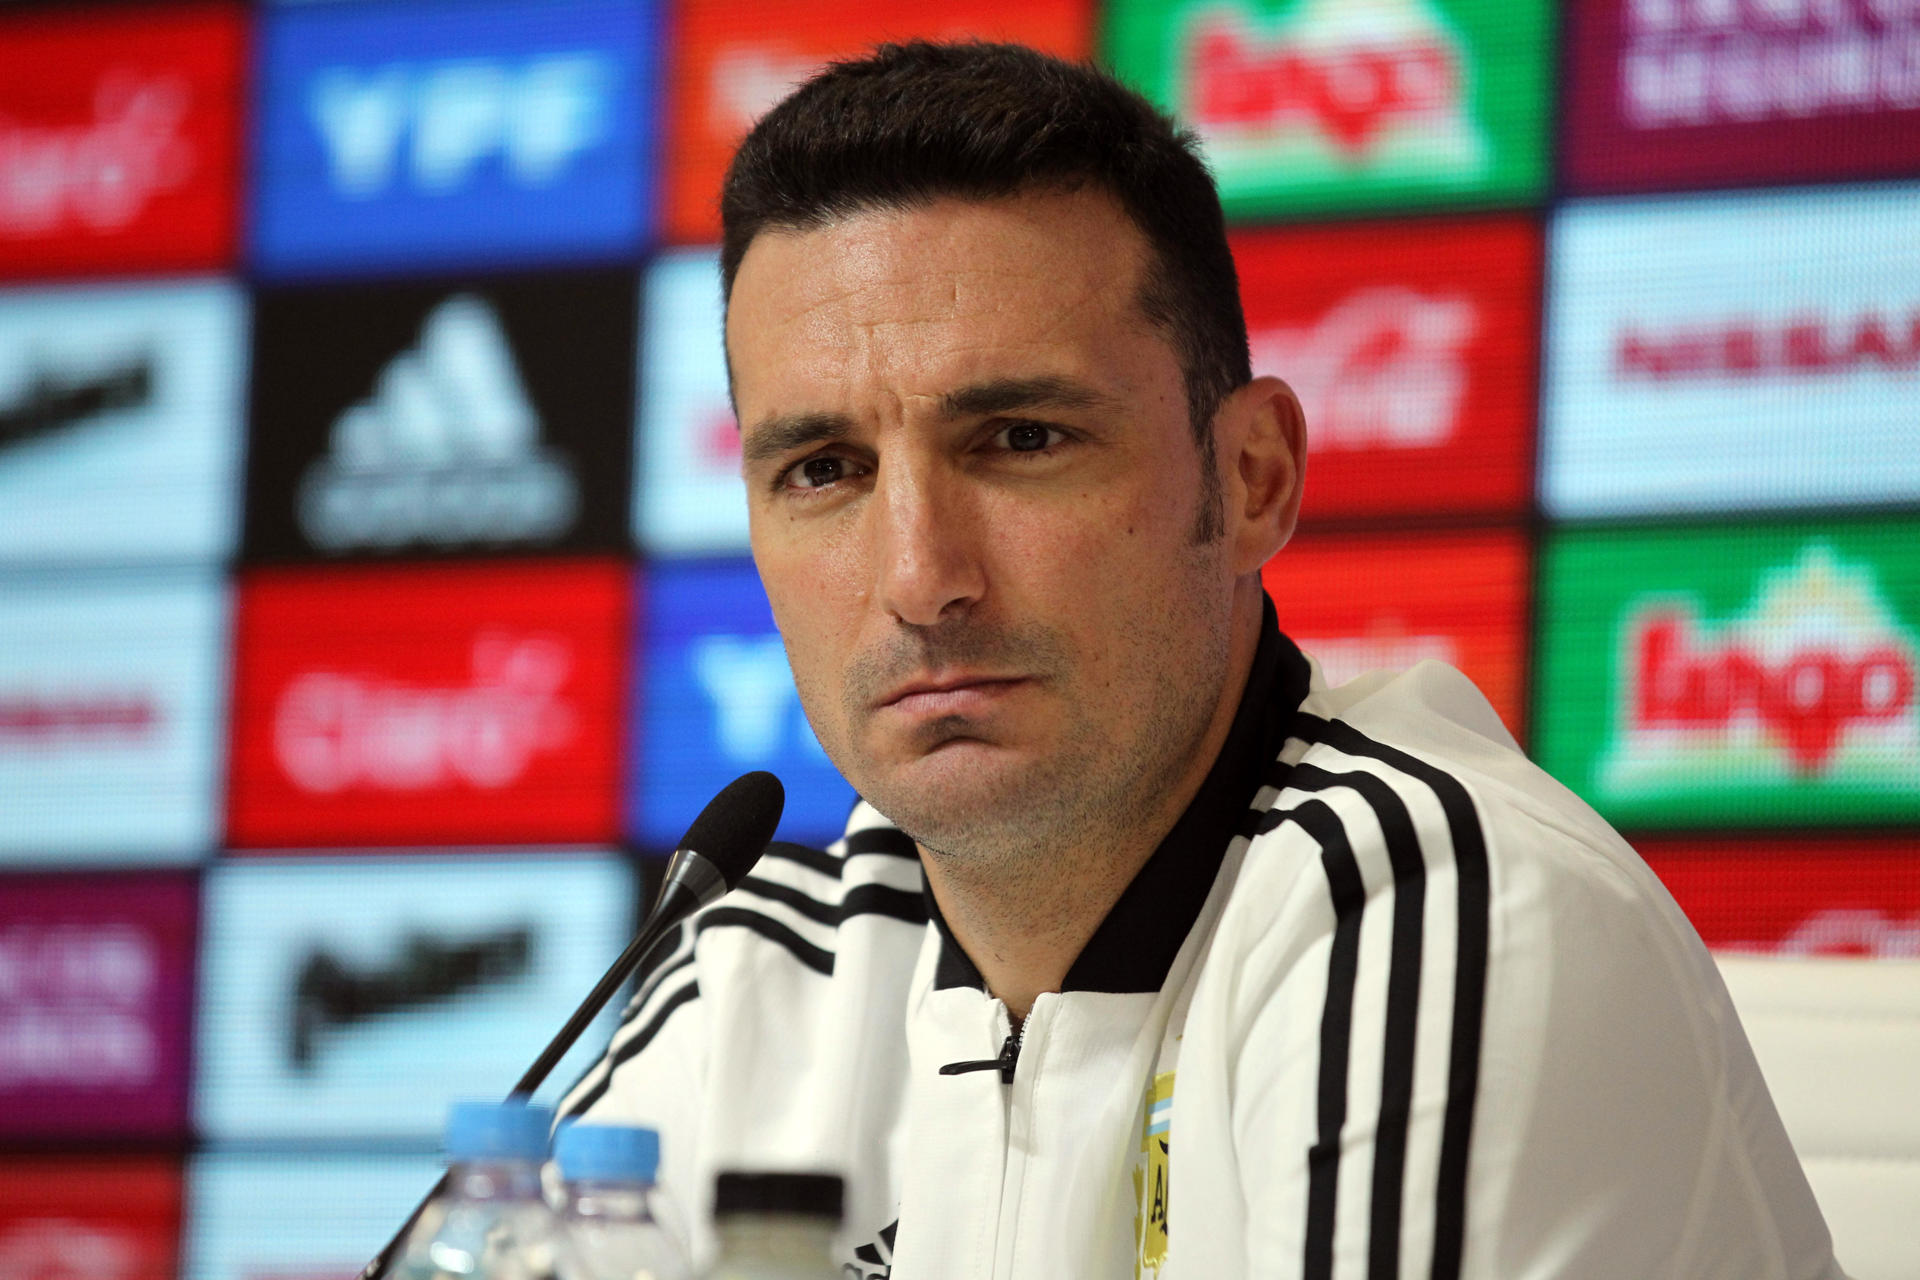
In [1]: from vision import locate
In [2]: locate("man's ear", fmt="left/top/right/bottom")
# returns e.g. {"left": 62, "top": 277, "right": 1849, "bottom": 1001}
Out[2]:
{"left": 1220, "top": 375, "right": 1306, "bottom": 575}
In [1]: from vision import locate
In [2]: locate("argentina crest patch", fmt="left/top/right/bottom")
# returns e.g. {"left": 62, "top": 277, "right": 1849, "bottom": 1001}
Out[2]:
{"left": 1133, "top": 1069, "right": 1175, "bottom": 1278}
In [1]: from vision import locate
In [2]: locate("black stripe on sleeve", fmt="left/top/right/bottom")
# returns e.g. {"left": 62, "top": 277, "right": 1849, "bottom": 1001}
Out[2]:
{"left": 1284, "top": 761, "right": 1427, "bottom": 1280}
{"left": 561, "top": 979, "right": 701, "bottom": 1120}
{"left": 563, "top": 858, "right": 929, "bottom": 1123}
{"left": 696, "top": 906, "right": 835, "bottom": 975}
{"left": 738, "top": 875, "right": 839, "bottom": 926}
{"left": 1248, "top": 797, "right": 1367, "bottom": 1280}
{"left": 764, "top": 840, "right": 842, "bottom": 879}
{"left": 1294, "top": 713, "right": 1491, "bottom": 1280}
{"left": 617, "top": 950, "right": 693, "bottom": 1028}
{"left": 739, "top": 875, "right": 929, "bottom": 930}
{"left": 842, "top": 882, "right": 930, "bottom": 926}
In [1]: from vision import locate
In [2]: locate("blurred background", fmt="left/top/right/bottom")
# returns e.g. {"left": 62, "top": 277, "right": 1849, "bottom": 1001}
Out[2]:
{"left": 0, "top": 0, "right": 1915, "bottom": 1276}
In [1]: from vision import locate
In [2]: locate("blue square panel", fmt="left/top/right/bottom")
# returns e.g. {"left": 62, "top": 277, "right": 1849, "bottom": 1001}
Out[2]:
{"left": 252, "top": 0, "right": 657, "bottom": 279}
{"left": 631, "top": 561, "right": 857, "bottom": 850}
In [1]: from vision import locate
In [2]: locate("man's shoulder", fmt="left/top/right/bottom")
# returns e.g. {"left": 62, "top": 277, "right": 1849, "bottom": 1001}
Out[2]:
{"left": 1236, "top": 658, "right": 1688, "bottom": 951}
{"left": 1285, "top": 659, "right": 1646, "bottom": 879}
{"left": 1207, "top": 658, "right": 1729, "bottom": 1083}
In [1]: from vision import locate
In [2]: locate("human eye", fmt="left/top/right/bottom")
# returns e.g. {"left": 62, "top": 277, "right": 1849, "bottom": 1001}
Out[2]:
{"left": 777, "top": 452, "right": 865, "bottom": 492}
{"left": 989, "top": 419, "right": 1070, "bottom": 455}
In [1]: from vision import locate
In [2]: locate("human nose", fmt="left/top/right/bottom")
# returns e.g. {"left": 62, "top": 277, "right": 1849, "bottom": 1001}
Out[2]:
{"left": 870, "top": 459, "right": 985, "bottom": 627}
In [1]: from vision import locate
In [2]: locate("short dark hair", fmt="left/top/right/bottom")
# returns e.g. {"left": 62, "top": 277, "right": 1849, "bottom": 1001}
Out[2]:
{"left": 719, "top": 41, "right": 1252, "bottom": 538}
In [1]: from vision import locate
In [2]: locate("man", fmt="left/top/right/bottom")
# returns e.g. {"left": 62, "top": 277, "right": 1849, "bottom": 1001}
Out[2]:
{"left": 565, "top": 42, "right": 1843, "bottom": 1279}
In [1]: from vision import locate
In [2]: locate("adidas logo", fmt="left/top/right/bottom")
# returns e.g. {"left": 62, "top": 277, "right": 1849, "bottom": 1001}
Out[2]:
{"left": 296, "top": 295, "right": 580, "bottom": 550}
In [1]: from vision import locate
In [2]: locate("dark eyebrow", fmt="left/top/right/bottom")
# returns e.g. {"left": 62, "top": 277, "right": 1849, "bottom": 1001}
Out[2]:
{"left": 740, "top": 410, "right": 856, "bottom": 467}
{"left": 938, "top": 375, "right": 1117, "bottom": 419}
{"left": 740, "top": 376, "right": 1115, "bottom": 467}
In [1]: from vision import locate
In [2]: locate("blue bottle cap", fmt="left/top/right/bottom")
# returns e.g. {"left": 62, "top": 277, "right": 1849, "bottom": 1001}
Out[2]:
{"left": 553, "top": 1122, "right": 661, "bottom": 1183}
{"left": 443, "top": 1100, "right": 554, "bottom": 1163}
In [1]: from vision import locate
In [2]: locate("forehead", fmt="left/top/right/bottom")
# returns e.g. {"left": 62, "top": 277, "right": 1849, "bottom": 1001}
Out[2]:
{"left": 724, "top": 189, "right": 1165, "bottom": 413}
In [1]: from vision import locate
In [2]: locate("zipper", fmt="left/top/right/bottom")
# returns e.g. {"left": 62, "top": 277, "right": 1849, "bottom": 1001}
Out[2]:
{"left": 938, "top": 1019, "right": 1025, "bottom": 1084}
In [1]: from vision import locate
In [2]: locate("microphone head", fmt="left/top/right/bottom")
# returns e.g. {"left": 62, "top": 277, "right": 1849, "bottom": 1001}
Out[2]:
{"left": 678, "top": 770, "right": 785, "bottom": 891}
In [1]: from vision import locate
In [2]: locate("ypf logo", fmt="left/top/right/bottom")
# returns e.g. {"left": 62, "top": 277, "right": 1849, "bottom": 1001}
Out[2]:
{"left": 1606, "top": 543, "right": 1919, "bottom": 787}
{"left": 308, "top": 55, "right": 612, "bottom": 198}
{"left": 1180, "top": 0, "right": 1485, "bottom": 166}
{"left": 1250, "top": 286, "right": 1475, "bottom": 450}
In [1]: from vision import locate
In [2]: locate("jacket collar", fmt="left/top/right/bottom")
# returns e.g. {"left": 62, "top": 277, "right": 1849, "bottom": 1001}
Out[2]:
{"left": 927, "top": 596, "right": 1311, "bottom": 993}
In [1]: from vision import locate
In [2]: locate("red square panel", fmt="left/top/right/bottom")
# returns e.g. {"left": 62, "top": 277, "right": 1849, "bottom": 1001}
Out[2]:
{"left": 660, "top": 0, "right": 1092, "bottom": 244}
{"left": 0, "top": 2, "right": 245, "bottom": 280}
{"left": 0, "top": 1157, "right": 180, "bottom": 1280}
{"left": 1641, "top": 836, "right": 1920, "bottom": 957}
{"left": 1235, "top": 216, "right": 1539, "bottom": 522}
{"left": 1264, "top": 528, "right": 1530, "bottom": 737}
{"left": 227, "top": 560, "right": 629, "bottom": 848}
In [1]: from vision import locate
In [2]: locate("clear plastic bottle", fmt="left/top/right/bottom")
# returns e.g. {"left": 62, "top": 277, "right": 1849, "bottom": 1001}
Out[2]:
{"left": 702, "top": 1172, "right": 844, "bottom": 1280}
{"left": 552, "top": 1122, "right": 689, "bottom": 1280}
{"left": 393, "top": 1099, "right": 560, "bottom": 1280}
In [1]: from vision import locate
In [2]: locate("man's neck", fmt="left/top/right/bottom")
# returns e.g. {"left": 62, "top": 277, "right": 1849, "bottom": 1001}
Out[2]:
{"left": 920, "top": 588, "right": 1267, "bottom": 1020}
{"left": 922, "top": 837, "right": 1148, "bottom": 1021}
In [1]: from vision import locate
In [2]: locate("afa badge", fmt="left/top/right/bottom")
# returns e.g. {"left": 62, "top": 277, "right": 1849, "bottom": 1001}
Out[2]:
{"left": 1133, "top": 1069, "right": 1175, "bottom": 1278}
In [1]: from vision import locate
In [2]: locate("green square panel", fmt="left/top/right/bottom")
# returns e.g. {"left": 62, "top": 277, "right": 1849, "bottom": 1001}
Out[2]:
{"left": 1104, "top": 0, "right": 1553, "bottom": 221}
{"left": 1536, "top": 520, "right": 1920, "bottom": 830}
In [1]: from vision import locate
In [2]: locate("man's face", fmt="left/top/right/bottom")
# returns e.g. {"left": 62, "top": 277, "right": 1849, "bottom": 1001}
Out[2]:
{"left": 727, "top": 188, "right": 1243, "bottom": 861}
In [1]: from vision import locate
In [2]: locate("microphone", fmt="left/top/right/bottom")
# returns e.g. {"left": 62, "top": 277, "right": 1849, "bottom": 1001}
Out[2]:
{"left": 509, "top": 769, "right": 785, "bottom": 1096}
{"left": 357, "top": 771, "right": 785, "bottom": 1280}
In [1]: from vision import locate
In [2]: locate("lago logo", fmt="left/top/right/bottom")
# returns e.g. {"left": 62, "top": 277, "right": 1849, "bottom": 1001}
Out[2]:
{"left": 1105, "top": 0, "right": 1553, "bottom": 219}
{"left": 1537, "top": 521, "right": 1920, "bottom": 828}
{"left": 251, "top": 0, "right": 656, "bottom": 278}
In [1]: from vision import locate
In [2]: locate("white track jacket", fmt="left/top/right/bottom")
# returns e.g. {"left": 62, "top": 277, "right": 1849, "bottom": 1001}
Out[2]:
{"left": 562, "top": 609, "right": 1843, "bottom": 1280}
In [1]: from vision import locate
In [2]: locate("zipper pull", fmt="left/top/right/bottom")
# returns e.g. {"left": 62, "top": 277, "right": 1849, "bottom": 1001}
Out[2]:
{"left": 938, "top": 1031, "right": 1020, "bottom": 1083}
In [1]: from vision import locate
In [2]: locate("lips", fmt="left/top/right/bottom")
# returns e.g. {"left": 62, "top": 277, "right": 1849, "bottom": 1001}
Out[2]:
{"left": 877, "top": 673, "right": 1028, "bottom": 714}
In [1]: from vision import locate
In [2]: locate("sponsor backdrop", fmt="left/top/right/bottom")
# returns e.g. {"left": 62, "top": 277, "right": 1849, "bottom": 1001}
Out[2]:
{"left": 0, "top": 0, "right": 1912, "bottom": 1271}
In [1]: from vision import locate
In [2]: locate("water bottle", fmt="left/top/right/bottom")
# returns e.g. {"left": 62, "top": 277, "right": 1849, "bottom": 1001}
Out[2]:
{"left": 393, "top": 1099, "right": 560, "bottom": 1280}
{"left": 702, "top": 1172, "right": 844, "bottom": 1280}
{"left": 552, "top": 1122, "right": 689, "bottom": 1280}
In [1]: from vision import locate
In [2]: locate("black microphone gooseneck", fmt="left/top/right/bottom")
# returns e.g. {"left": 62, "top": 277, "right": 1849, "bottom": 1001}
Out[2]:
{"left": 356, "top": 771, "right": 785, "bottom": 1280}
